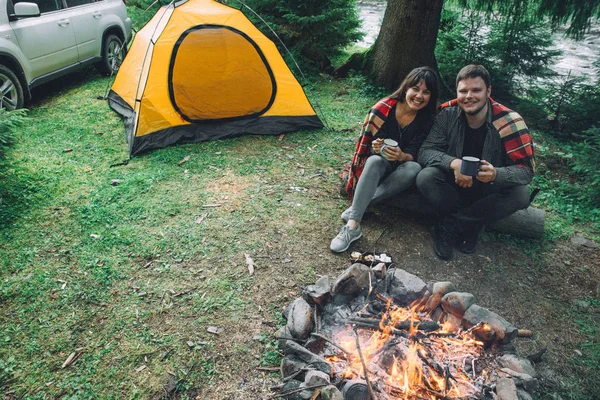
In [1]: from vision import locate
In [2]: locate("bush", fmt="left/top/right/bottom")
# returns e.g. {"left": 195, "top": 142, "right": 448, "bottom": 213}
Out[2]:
{"left": 241, "top": 0, "right": 363, "bottom": 69}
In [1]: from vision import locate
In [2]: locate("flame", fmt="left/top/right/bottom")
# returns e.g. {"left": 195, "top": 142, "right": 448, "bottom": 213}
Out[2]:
{"left": 328, "top": 300, "right": 491, "bottom": 399}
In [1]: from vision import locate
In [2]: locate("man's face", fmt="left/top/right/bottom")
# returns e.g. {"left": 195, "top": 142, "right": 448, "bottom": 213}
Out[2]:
{"left": 456, "top": 77, "right": 491, "bottom": 116}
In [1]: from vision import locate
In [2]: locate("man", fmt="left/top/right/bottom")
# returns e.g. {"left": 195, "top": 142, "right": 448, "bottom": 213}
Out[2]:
{"left": 416, "top": 65, "right": 535, "bottom": 260}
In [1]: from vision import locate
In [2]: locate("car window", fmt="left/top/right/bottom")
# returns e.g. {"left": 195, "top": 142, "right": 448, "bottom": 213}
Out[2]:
{"left": 65, "top": 0, "right": 98, "bottom": 7}
{"left": 14, "top": 0, "right": 64, "bottom": 13}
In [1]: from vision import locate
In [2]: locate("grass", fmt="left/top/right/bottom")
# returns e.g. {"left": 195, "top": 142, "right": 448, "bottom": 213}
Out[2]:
{"left": 1, "top": 12, "right": 599, "bottom": 397}
{"left": 0, "top": 67, "right": 377, "bottom": 398}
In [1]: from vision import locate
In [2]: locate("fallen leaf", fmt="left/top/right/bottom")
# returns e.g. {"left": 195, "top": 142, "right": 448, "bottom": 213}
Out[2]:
{"left": 63, "top": 148, "right": 73, "bottom": 153}
{"left": 195, "top": 213, "right": 208, "bottom": 224}
{"left": 245, "top": 253, "right": 256, "bottom": 276}
{"left": 61, "top": 352, "right": 77, "bottom": 369}
{"left": 207, "top": 326, "right": 222, "bottom": 335}
{"left": 178, "top": 155, "right": 191, "bottom": 165}
{"left": 110, "top": 179, "right": 121, "bottom": 186}
{"left": 202, "top": 204, "right": 222, "bottom": 208}
{"left": 90, "top": 234, "right": 100, "bottom": 239}
{"left": 278, "top": 134, "right": 285, "bottom": 141}
{"left": 135, "top": 365, "right": 147, "bottom": 372}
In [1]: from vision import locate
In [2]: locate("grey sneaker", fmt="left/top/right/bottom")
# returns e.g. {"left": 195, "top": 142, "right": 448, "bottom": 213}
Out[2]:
{"left": 341, "top": 207, "right": 352, "bottom": 223}
{"left": 330, "top": 225, "right": 362, "bottom": 253}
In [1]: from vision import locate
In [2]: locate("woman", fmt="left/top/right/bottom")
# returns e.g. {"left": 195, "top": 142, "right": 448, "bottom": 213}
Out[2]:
{"left": 331, "top": 67, "right": 439, "bottom": 252}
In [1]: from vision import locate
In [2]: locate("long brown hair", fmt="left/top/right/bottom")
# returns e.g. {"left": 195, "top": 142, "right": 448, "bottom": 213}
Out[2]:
{"left": 390, "top": 67, "right": 439, "bottom": 115}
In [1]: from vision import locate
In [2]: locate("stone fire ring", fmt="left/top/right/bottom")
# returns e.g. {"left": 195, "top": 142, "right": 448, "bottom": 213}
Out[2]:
{"left": 275, "top": 262, "right": 540, "bottom": 400}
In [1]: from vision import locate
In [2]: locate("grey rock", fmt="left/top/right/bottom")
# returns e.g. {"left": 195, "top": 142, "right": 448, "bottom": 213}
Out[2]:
{"left": 387, "top": 269, "right": 427, "bottom": 305}
{"left": 282, "top": 304, "right": 291, "bottom": 320}
{"left": 571, "top": 235, "right": 598, "bottom": 248}
{"left": 441, "top": 292, "right": 476, "bottom": 318}
{"left": 276, "top": 326, "right": 293, "bottom": 351}
{"left": 331, "top": 263, "right": 374, "bottom": 304}
{"left": 499, "top": 368, "right": 539, "bottom": 392}
{"left": 287, "top": 297, "right": 314, "bottom": 340}
{"left": 297, "top": 383, "right": 318, "bottom": 400}
{"left": 320, "top": 385, "right": 343, "bottom": 400}
{"left": 496, "top": 377, "right": 519, "bottom": 400}
{"left": 429, "top": 306, "right": 444, "bottom": 322}
{"left": 424, "top": 281, "right": 456, "bottom": 311}
{"left": 517, "top": 389, "right": 534, "bottom": 400}
{"left": 498, "top": 343, "right": 518, "bottom": 355}
{"left": 371, "top": 262, "right": 387, "bottom": 279}
{"left": 302, "top": 276, "right": 331, "bottom": 306}
{"left": 462, "top": 304, "right": 518, "bottom": 344}
{"left": 304, "top": 370, "right": 330, "bottom": 387}
{"left": 283, "top": 341, "right": 332, "bottom": 375}
{"left": 280, "top": 379, "right": 304, "bottom": 400}
{"left": 499, "top": 354, "right": 537, "bottom": 377}
{"left": 281, "top": 356, "right": 307, "bottom": 379}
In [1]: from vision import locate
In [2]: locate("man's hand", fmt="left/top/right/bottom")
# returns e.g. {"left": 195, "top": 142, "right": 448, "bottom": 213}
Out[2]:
{"left": 476, "top": 160, "right": 497, "bottom": 183}
{"left": 372, "top": 138, "right": 384, "bottom": 154}
{"left": 450, "top": 158, "right": 473, "bottom": 188}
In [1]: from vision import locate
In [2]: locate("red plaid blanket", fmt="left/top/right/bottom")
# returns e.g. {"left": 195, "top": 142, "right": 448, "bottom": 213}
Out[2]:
{"left": 439, "top": 98, "right": 535, "bottom": 172}
{"left": 344, "top": 97, "right": 398, "bottom": 199}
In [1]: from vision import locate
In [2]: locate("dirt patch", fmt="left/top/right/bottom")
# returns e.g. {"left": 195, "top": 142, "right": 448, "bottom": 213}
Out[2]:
{"left": 177, "top": 203, "right": 599, "bottom": 399}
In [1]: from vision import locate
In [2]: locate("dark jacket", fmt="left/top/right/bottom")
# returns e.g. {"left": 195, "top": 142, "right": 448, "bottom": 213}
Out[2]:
{"left": 418, "top": 101, "right": 533, "bottom": 188}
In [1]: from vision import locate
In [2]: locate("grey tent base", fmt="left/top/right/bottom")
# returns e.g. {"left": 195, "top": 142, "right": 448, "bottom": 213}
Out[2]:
{"left": 108, "top": 90, "right": 324, "bottom": 156}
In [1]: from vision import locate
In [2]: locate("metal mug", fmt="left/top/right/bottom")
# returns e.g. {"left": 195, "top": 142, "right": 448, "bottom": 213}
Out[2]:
{"left": 380, "top": 139, "right": 398, "bottom": 160}
{"left": 460, "top": 156, "right": 482, "bottom": 176}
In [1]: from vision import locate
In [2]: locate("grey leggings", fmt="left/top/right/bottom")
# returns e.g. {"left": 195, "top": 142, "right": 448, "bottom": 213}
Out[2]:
{"left": 347, "top": 156, "right": 422, "bottom": 222}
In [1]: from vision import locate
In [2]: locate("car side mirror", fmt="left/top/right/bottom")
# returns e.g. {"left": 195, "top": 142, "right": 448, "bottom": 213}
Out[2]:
{"left": 10, "top": 2, "right": 41, "bottom": 20}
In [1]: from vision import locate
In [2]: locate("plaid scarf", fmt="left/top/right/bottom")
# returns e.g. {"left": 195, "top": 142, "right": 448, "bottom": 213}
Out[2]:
{"left": 440, "top": 98, "right": 536, "bottom": 172}
{"left": 344, "top": 97, "right": 398, "bottom": 199}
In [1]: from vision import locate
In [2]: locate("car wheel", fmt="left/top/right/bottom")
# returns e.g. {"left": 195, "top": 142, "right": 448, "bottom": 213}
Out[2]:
{"left": 0, "top": 65, "right": 24, "bottom": 110}
{"left": 99, "top": 34, "right": 125, "bottom": 76}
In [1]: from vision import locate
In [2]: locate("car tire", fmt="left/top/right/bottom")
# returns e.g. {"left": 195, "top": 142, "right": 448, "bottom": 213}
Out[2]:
{"left": 98, "top": 34, "right": 126, "bottom": 76}
{"left": 0, "top": 64, "right": 24, "bottom": 110}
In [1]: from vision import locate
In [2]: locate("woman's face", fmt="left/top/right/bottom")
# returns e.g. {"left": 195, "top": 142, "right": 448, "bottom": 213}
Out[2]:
{"left": 404, "top": 80, "right": 431, "bottom": 112}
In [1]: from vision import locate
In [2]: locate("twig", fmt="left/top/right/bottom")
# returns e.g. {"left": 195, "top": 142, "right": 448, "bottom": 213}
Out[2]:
{"left": 310, "top": 332, "right": 352, "bottom": 355}
{"left": 461, "top": 322, "right": 484, "bottom": 338}
{"left": 353, "top": 328, "right": 377, "bottom": 400}
{"left": 257, "top": 366, "right": 280, "bottom": 371}
{"left": 271, "top": 384, "right": 327, "bottom": 399}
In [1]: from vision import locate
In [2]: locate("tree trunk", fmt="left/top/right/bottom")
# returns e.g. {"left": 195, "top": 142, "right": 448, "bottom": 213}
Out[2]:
{"left": 370, "top": 0, "right": 444, "bottom": 91}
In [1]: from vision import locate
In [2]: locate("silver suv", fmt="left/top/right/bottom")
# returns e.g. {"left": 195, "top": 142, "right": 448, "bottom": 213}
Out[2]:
{"left": 0, "top": 0, "right": 132, "bottom": 109}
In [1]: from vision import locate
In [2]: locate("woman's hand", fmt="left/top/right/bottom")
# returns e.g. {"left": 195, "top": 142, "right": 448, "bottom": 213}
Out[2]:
{"left": 382, "top": 146, "right": 408, "bottom": 162}
{"left": 372, "top": 138, "right": 384, "bottom": 154}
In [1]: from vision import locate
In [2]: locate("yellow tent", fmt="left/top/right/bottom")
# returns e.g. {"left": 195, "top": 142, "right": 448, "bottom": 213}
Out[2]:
{"left": 108, "top": 0, "right": 323, "bottom": 156}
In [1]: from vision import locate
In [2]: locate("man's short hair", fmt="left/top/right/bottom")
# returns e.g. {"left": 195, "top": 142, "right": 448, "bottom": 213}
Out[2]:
{"left": 456, "top": 65, "right": 491, "bottom": 88}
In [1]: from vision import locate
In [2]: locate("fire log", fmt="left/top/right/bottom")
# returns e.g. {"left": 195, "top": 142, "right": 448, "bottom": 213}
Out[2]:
{"left": 346, "top": 317, "right": 440, "bottom": 332}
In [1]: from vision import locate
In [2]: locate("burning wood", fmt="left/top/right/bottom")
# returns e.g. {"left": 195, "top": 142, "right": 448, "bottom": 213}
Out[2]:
{"left": 277, "top": 264, "right": 540, "bottom": 399}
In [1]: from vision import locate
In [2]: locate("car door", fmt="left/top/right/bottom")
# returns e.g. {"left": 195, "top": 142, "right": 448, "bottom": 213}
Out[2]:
{"left": 10, "top": 0, "right": 79, "bottom": 80}
{"left": 62, "top": 0, "right": 102, "bottom": 62}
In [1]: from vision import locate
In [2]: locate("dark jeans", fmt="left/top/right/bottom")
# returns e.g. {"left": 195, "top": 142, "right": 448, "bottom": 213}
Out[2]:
{"left": 415, "top": 167, "right": 530, "bottom": 231}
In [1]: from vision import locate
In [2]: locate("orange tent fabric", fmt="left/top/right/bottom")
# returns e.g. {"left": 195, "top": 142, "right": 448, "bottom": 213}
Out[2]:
{"left": 109, "top": 0, "right": 322, "bottom": 155}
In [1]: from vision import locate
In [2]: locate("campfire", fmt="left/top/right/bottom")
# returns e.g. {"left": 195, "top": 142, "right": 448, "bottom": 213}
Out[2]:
{"left": 275, "top": 257, "right": 540, "bottom": 400}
